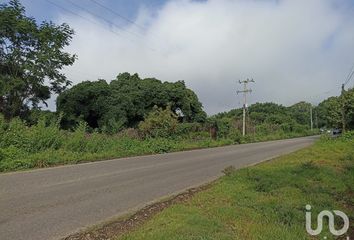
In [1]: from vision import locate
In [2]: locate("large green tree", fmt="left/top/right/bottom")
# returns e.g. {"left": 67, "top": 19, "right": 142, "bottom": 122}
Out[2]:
{"left": 316, "top": 96, "right": 341, "bottom": 129}
{"left": 288, "top": 101, "right": 312, "bottom": 126}
{"left": 248, "top": 102, "right": 288, "bottom": 124}
{"left": 342, "top": 88, "right": 354, "bottom": 130}
{"left": 56, "top": 80, "right": 115, "bottom": 130}
{"left": 57, "top": 73, "right": 206, "bottom": 131}
{"left": 0, "top": 0, "right": 76, "bottom": 119}
{"left": 316, "top": 88, "right": 354, "bottom": 130}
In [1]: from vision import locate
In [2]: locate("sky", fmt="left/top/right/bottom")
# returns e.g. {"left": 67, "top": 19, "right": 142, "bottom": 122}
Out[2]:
{"left": 5, "top": 0, "right": 354, "bottom": 114}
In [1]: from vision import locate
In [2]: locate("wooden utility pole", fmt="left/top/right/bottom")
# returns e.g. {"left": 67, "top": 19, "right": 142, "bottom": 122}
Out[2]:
{"left": 237, "top": 79, "right": 254, "bottom": 136}
{"left": 310, "top": 105, "right": 313, "bottom": 131}
{"left": 341, "top": 84, "right": 346, "bottom": 132}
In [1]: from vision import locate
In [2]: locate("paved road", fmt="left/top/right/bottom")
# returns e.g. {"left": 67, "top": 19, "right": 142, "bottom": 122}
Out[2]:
{"left": 0, "top": 136, "right": 317, "bottom": 240}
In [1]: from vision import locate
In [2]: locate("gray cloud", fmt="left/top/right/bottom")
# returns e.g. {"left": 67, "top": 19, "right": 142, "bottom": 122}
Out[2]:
{"left": 50, "top": 0, "right": 354, "bottom": 114}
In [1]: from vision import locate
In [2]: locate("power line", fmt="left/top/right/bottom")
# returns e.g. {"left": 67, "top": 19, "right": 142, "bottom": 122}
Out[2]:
{"left": 45, "top": 0, "right": 157, "bottom": 52}
{"left": 66, "top": 0, "right": 145, "bottom": 41}
{"left": 310, "top": 63, "right": 354, "bottom": 102}
{"left": 344, "top": 63, "right": 354, "bottom": 86}
{"left": 88, "top": 0, "right": 147, "bottom": 31}
{"left": 44, "top": 0, "right": 123, "bottom": 39}
{"left": 89, "top": 0, "right": 167, "bottom": 50}
{"left": 65, "top": 0, "right": 157, "bottom": 51}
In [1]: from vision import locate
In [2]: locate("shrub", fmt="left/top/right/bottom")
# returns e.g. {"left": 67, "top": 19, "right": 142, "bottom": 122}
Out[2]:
{"left": 341, "top": 131, "right": 354, "bottom": 141}
{"left": 0, "top": 117, "right": 30, "bottom": 150}
{"left": 117, "top": 128, "right": 141, "bottom": 139}
{"left": 138, "top": 106, "right": 178, "bottom": 138}
{"left": 227, "top": 128, "right": 242, "bottom": 143}
{"left": 27, "top": 118, "right": 64, "bottom": 153}
{"left": 63, "top": 121, "right": 88, "bottom": 152}
{"left": 146, "top": 138, "right": 176, "bottom": 153}
{"left": 101, "top": 118, "right": 125, "bottom": 134}
{"left": 216, "top": 118, "right": 231, "bottom": 138}
{"left": 0, "top": 114, "right": 7, "bottom": 133}
{"left": 175, "top": 122, "right": 203, "bottom": 136}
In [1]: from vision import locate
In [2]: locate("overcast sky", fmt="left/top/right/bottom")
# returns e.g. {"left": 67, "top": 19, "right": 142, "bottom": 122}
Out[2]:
{"left": 12, "top": 0, "right": 354, "bottom": 114}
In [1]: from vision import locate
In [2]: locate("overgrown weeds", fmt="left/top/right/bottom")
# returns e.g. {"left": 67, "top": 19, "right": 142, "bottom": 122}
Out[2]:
{"left": 0, "top": 114, "right": 318, "bottom": 172}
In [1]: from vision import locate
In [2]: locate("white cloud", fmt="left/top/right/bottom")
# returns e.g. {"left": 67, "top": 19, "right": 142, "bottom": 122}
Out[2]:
{"left": 52, "top": 0, "right": 354, "bottom": 114}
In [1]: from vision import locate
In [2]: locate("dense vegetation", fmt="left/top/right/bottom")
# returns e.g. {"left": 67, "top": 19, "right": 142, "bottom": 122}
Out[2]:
{"left": 213, "top": 91, "right": 354, "bottom": 134}
{"left": 211, "top": 102, "right": 315, "bottom": 138}
{"left": 316, "top": 88, "right": 354, "bottom": 130}
{"left": 57, "top": 73, "right": 206, "bottom": 131}
{"left": 0, "top": 108, "right": 314, "bottom": 172}
{"left": 117, "top": 133, "right": 354, "bottom": 240}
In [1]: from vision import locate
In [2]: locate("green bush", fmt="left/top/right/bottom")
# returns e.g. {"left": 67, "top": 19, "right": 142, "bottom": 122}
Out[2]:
{"left": 27, "top": 118, "right": 64, "bottom": 153}
{"left": 227, "top": 128, "right": 242, "bottom": 144}
{"left": 0, "top": 111, "right": 317, "bottom": 172}
{"left": 341, "top": 131, "right": 354, "bottom": 141}
{"left": 216, "top": 118, "right": 231, "bottom": 138}
{"left": 138, "top": 106, "right": 178, "bottom": 138}
{"left": 175, "top": 122, "right": 203, "bottom": 136}
{"left": 63, "top": 121, "right": 88, "bottom": 152}
{"left": 0, "top": 117, "right": 30, "bottom": 150}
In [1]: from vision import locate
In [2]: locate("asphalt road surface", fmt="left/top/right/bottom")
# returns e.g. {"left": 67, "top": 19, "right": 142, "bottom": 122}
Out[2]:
{"left": 0, "top": 136, "right": 317, "bottom": 240}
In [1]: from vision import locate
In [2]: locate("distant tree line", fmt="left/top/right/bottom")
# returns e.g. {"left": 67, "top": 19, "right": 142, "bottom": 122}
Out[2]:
{"left": 212, "top": 90, "right": 354, "bottom": 134}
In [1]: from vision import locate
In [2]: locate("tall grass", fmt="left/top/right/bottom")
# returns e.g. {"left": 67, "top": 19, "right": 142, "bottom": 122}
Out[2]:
{"left": 0, "top": 115, "right": 315, "bottom": 172}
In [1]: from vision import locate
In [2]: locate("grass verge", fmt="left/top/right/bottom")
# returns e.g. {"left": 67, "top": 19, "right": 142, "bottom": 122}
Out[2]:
{"left": 115, "top": 137, "right": 354, "bottom": 240}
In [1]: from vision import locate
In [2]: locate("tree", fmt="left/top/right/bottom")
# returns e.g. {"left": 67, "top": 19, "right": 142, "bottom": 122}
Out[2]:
{"left": 315, "top": 88, "right": 354, "bottom": 130}
{"left": 289, "top": 101, "right": 312, "bottom": 126}
{"left": 317, "top": 96, "right": 343, "bottom": 129}
{"left": 56, "top": 80, "right": 116, "bottom": 130}
{"left": 109, "top": 73, "right": 206, "bottom": 125}
{"left": 57, "top": 73, "right": 206, "bottom": 131}
{"left": 0, "top": 0, "right": 76, "bottom": 119}
{"left": 248, "top": 102, "right": 288, "bottom": 124}
{"left": 343, "top": 88, "right": 354, "bottom": 130}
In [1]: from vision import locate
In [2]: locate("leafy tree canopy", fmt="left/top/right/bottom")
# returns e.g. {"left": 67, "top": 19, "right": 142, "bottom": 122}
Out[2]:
{"left": 57, "top": 73, "right": 206, "bottom": 131}
{"left": 316, "top": 96, "right": 341, "bottom": 129}
{"left": 288, "top": 101, "right": 312, "bottom": 125}
{"left": 316, "top": 88, "right": 354, "bottom": 130}
{"left": 0, "top": 0, "right": 76, "bottom": 119}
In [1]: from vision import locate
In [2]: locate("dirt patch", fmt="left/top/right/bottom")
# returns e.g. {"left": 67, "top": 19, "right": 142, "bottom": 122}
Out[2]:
{"left": 62, "top": 183, "right": 214, "bottom": 240}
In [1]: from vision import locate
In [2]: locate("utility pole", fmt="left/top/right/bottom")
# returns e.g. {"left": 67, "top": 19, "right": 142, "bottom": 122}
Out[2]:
{"left": 237, "top": 79, "right": 254, "bottom": 136}
{"left": 341, "top": 84, "right": 346, "bottom": 133}
{"left": 310, "top": 105, "right": 313, "bottom": 131}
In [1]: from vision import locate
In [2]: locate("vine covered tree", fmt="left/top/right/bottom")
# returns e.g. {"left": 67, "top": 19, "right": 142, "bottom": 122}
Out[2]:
{"left": 0, "top": 0, "right": 76, "bottom": 119}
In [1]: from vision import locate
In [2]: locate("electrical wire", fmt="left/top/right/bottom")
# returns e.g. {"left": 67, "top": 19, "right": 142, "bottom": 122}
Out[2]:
{"left": 344, "top": 63, "right": 354, "bottom": 86}
{"left": 88, "top": 0, "right": 147, "bottom": 31}
{"left": 45, "top": 0, "right": 123, "bottom": 38}
{"left": 65, "top": 0, "right": 150, "bottom": 44}
{"left": 45, "top": 0, "right": 157, "bottom": 52}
